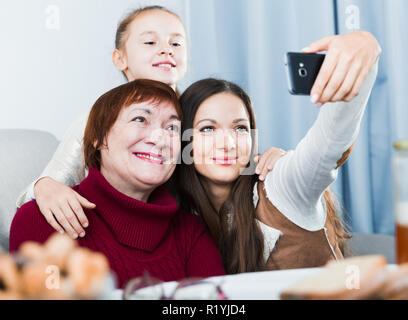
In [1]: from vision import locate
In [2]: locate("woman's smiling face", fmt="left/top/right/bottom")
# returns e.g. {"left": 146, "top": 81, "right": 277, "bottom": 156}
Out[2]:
{"left": 100, "top": 100, "right": 181, "bottom": 198}
{"left": 192, "top": 92, "right": 253, "bottom": 185}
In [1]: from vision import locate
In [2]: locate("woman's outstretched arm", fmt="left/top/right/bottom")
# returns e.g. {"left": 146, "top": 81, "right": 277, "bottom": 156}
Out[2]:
{"left": 264, "top": 31, "right": 381, "bottom": 231}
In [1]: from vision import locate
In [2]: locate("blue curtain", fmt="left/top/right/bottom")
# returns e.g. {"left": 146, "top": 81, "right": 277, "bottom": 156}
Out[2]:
{"left": 182, "top": 0, "right": 408, "bottom": 235}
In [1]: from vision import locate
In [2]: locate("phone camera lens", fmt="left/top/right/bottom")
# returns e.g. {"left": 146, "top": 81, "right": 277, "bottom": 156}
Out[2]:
{"left": 298, "top": 68, "right": 308, "bottom": 77}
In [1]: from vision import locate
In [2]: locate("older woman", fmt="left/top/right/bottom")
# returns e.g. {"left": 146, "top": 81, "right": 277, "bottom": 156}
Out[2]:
{"left": 9, "top": 79, "right": 225, "bottom": 288}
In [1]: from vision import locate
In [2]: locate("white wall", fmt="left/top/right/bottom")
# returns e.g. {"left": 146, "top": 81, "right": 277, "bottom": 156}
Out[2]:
{"left": 0, "top": 0, "right": 186, "bottom": 140}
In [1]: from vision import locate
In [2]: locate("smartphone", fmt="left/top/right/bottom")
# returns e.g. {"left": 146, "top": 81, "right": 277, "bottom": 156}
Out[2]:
{"left": 284, "top": 52, "right": 325, "bottom": 95}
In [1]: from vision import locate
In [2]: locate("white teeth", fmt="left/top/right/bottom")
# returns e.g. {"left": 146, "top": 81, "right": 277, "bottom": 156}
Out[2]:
{"left": 157, "top": 64, "right": 172, "bottom": 68}
{"left": 135, "top": 153, "right": 161, "bottom": 162}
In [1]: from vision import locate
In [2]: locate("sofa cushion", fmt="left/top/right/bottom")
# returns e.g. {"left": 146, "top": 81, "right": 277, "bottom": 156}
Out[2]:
{"left": 0, "top": 129, "right": 58, "bottom": 251}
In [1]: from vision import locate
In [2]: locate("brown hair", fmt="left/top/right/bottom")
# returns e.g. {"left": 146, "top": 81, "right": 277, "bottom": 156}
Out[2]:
{"left": 177, "top": 78, "right": 350, "bottom": 274}
{"left": 177, "top": 79, "right": 265, "bottom": 274}
{"left": 83, "top": 79, "right": 181, "bottom": 170}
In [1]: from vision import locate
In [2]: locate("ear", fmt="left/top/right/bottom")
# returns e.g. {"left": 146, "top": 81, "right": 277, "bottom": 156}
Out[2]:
{"left": 112, "top": 48, "right": 128, "bottom": 72}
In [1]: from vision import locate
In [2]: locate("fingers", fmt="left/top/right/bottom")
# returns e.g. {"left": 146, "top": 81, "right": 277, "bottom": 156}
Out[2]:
{"left": 310, "top": 49, "right": 340, "bottom": 104}
{"left": 62, "top": 202, "right": 86, "bottom": 238}
{"left": 302, "top": 36, "right": 335, "bottom": 53}
{"left": 75, "top": 193, "right": 95, "bottom": 228}
{"left": 52, "top": 206, "right": 80, "bottom": 239}
{"left": 343, "top": 66, "right": 369, "bottom": 102}
{"left": 255, "top": 149, "right": 287, "bottom": 181}
{"left": 42, "top": 209, "right": 65, "bottom": 235}
{"left": 318, "top": 55, "right": 352, "bottom": 103}
{"left": 331, "top": 58, "right": 363, "bottom": 102}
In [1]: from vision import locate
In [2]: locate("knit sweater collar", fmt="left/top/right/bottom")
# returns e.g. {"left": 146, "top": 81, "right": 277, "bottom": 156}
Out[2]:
{"left": 79, "top": 168, "right": 179, "bottom": 252}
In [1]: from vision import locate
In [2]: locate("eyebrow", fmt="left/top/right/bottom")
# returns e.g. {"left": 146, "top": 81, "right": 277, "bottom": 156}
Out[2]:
{"left": 195, "top": 118, "right": 249, "bottom": 126}
{"left": 132, "top": 107, "right": 151, "bottom": 115}
{"left": 168, "top": 115, "right": 181, "bottom": 121}
{"left": 139, "top": 31, "right": 185, "bottom": 38}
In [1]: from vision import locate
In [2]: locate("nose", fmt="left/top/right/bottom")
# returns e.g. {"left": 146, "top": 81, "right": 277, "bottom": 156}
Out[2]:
{"left": 158, "top": 42, "right": 174, "bottom": 57}
{"left": 145, "top": 127, "right": 167, "bottom": 147}
{"left": 215, "top": 129, "right": 236, "bottom": 151}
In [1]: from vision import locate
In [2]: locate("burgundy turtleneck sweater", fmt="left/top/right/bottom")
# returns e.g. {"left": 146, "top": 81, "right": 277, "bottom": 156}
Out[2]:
{"left": 9, "top": 168, "right": 225, "bottom": 288}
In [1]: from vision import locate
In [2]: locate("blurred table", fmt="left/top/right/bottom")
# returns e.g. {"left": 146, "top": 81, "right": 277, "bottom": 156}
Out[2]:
{"left": 108, "top": 267, "right": 322, "bottom": 300}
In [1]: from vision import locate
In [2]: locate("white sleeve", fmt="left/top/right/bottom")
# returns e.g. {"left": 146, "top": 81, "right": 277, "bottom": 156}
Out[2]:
{"left": 16, "top": 114, "right": 89, "bottom": 208}
{"left": 263, "top": 59, "right": 379, "bottom": 231}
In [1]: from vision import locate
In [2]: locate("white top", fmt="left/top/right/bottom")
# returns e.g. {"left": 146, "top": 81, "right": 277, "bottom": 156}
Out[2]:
{"left": 17, "top": 61, "right": 379, "bottom": 263}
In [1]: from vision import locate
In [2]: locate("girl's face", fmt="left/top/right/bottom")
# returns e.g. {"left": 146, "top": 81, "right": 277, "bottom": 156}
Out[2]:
{"left": 115, "top": 10, "right": 187, "bottom": 89}
{"left": 192, "top": 93, "right": 253, "bottom": 186}
{"left": 100, "top": 100, "right": 181, "bottom": 199}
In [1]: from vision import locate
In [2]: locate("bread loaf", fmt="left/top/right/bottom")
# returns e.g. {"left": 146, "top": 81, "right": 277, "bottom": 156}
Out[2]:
{"left": 280, "top": 255, "right": 389, "bottom": 300}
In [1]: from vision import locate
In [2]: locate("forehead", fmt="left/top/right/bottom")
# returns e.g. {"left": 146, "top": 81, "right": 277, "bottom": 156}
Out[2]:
{"left": 121, "top": 100, "right": 179, "bottom": 118}
{"left": 128, "top": 10, "right": 186, "bottom": 37}
{"left": 194, "top": 92, "right": 250, "bottom": 124}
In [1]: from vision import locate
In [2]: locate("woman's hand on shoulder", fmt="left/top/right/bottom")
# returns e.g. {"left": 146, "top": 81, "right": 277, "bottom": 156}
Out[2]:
{"left": 34, "top": 177, "right": 95, "bottom": 239}
{"left": 254, "top": 148, "right": 288, "bottom": 181}
{"left": 303, "top": 31, "right": 382, "bottom": 105}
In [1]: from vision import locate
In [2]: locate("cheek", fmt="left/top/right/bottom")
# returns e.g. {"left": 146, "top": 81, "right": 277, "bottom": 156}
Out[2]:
{"left": 126, "top": 45, "right": 152, "bottom": 66}
{"left": 176, "top": 47, "right": 188, "bottom": 64}
{"left": 170, "top": 136, "right": 181, "bottom": 157}
{"left": 192, "top": 135, "right": 212, "bottom": 163}
{"left": 238, "top": 135, "right": 252, "bottom": 161}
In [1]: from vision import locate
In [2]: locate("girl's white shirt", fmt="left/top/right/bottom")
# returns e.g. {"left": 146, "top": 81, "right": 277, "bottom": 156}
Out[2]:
{"left": 17, "top": 60, "right": 379, "bottom": 263}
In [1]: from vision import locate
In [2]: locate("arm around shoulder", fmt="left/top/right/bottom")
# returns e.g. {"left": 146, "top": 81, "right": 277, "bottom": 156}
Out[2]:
{"left": 15, "top": 114, "right": 89, "bottom": 210}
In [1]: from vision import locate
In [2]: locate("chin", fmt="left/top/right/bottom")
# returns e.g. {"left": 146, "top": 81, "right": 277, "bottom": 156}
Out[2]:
{"left": 132, "top": 174, "right": 167, "bottom": 188}
{"left": 208, "top": 168, "right": 240, "bottom": 185}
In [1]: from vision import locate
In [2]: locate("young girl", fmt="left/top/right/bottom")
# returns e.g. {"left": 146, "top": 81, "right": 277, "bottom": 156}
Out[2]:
{"left": 16, "top": 5, "right": 282, "bottom": 240}
{"left": 177, "top": 31, "right": 381, "bottom": 273}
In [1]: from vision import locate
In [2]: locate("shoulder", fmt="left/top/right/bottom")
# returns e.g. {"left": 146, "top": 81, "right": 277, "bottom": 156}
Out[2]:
{"left": 12, "top": 200, "right": 43, "bottom": 225}
{"left": 9, "top": 200, "right": 55, "bottom": 252}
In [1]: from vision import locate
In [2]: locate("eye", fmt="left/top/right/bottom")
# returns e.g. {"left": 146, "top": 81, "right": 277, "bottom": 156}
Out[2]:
{"left": 167, "top": 124, "right": 180, "bottom": 133}
{"left": 235, "top": 125, "right": 249, "bottom": 132}
{"left": 132, "top": 117, "right": 146, "bottom": 123}
{"left": 171, "top": 42, "right": 181, "bottom": 47}
{"left": 144, "top": 41, "right": 155, "bottom": 45}
{"left": 200, "top": 126, "right": 215, "bottom": 133}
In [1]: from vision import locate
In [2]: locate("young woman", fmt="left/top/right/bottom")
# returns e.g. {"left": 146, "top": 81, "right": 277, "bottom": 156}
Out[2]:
{"left": 16, "top": 5, "right": 281, "bottom": 240}
{"left": 10, "top": 79, "right": 225, "bottom": 288}
{"left": 177, "top": 31, "right": 381, "bottom": 274}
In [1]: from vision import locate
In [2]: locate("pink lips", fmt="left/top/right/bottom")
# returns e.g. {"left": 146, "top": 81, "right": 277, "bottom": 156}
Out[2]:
{"left": 134, "top": 152, "right": 164, "bottom": 165}
{"left": 212, "top": 157, "right": 237, "bottom": 166}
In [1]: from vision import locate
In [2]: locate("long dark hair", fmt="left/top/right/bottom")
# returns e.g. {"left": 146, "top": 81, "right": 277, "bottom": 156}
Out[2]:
{"left": 177, "top": 79, "right": 265, "bottom": 274}
{"left": 177, "top": 78, "right": 351, "bottom": 274}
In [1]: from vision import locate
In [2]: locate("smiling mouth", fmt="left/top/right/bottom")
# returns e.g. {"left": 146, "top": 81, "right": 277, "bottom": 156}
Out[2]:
{"left": 152, "top": 62, "right": 176, "bottom": 71}
{"left": 134, "top": 153, "right": 164, "bottom": 165}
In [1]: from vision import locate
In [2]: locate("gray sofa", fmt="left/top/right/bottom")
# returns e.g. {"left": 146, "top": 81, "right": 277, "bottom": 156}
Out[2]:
{"left": 0, "top": 129, "right": 396, "bottom": 263}
{"left": 0, "top": 129, "right": 59, "bottom": 251}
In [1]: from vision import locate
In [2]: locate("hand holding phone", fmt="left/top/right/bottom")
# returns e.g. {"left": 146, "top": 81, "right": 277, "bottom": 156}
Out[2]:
{"left": 284, "top": 52, "right": 325, "bottom": 95}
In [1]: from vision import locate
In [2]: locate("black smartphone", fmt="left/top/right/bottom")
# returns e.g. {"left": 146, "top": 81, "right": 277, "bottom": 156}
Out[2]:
{"left": 284, "top": 52, "right": 325, "bottom": 95}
